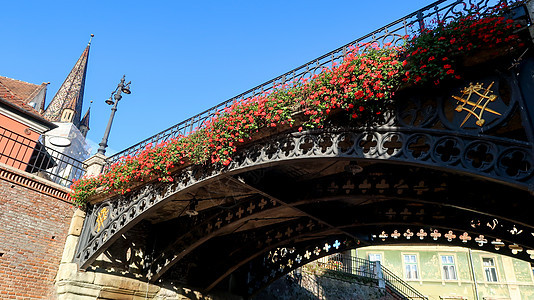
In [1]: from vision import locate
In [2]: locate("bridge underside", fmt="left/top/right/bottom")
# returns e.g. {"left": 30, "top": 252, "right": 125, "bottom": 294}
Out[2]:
{"left": 90, "top": 156, "right": 534, "bottom": 296}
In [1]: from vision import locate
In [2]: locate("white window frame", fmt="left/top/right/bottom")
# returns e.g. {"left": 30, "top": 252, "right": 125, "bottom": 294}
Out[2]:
{"left": 482, "top": 257, "right": 498, "bottom": 282}
{"left": 368, "top": 253, "right": 383, "bottom": 264}
{"left": 403, "top": 254, "right": 420, "bottom": 280}
{"left": 440, "top": 254, "right": 457, "bottom": 281}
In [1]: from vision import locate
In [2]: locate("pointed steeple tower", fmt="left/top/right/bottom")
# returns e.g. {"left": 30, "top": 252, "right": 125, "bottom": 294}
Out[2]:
{"left": 79, "top": 101, "right": 91, "bottom": 137}
{"left": 43, "top": 34, "right": 93, "bottom": 128}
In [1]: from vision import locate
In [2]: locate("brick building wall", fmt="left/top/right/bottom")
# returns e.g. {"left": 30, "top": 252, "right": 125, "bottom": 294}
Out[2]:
{"left": 0, "top": 164, "right": 74, "bottom": 299}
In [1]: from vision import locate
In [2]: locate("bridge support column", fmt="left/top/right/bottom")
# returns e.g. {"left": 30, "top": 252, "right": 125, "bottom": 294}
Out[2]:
{"left": 84, "top": 153, "right": 107, "bottom": 176}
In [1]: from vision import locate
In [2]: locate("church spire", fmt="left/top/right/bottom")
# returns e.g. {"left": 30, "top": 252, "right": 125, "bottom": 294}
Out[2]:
{"left": 43, "top": 34, "right": 93, "bottom": 128}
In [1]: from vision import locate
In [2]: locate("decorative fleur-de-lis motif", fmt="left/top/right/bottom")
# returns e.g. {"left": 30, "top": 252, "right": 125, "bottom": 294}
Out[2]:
{"left": 379, "top": 231, "right": 389, "bottom": 241}
{"left": 285, "top": 227, "right": 294, "bottom": 237}
{"left": 415, "top": 209, "right": 425, "bottom": 221}
{"left": 324, "top": 243, "right": 331, "bottom": 252}
{"left": 526, "top": 250, "right": 534, "bottom": 260}
{"left": 359, "top": 179, "right": 371, "bottom": 193}
{"left": 225, "top": 212, "right": 233, "bottom": 223}
{"left": 430, "top": 229, "right": 441, "bottom": 240}
{"left": 215, "top": 218, "right": 223, "bottom": 229}
{"left": 445, "top": 231, "right": 456, "bottom": 242}
{"left": 304, "top": 251, "right": 311, "bottom": 260}
{"left": 327, "top": 182, "right": 339, "bottom": 193}
{"left": 460, "top": 232, "right": 471, "bottom": 243}
{"left": 376, "top": 179, "right": 389, "bottom": 193}
{"left": 414, "top": 181, "right": 429, "bottom": 195}
{"left": 404, "top": 229, "right": 414, "bottom": 239}
{"left": 247, "top": 202, "right": 256, "bottom": 214}
{"left": 296, "top": 254, "right": 303, "bottom": 263}
{"left": 475, "top": 235, "right": 487, "bottom": 247}
{"left": 491, "top": 239, "right": 505, "bottom": 250}
{"left": 391, "top": 230, "right": 401, "bottom": 239}
{"left": 258, "top": 198, "right": 267, "bottom": 209}
{"left": 235, "top": 207, "right": 244, "bottom": 218}
{"left": 287, "top": 259, "right": 294, "bottom": 268}
{"left": 394, "top": 179, "right": 409, "bottom": 195}
{"left": 417, "top": 229, "right": 427, "bottom": 240}
{"left": 314, "top": 247, "right": 321, "bottom": 256}
{"left": 509, "top": 244, "right": 523, "bottom": 255}
{"left": 452, "top": 81, "right": 501, "bottom": 127}
{"left": 385, "top": 208, "right": 396, "bottom": 220}
{"left": 400, "top": 208, "right": 412, "bottom": 221}
{"left": 342, "top": 180, "right": 355, "bottom": 194}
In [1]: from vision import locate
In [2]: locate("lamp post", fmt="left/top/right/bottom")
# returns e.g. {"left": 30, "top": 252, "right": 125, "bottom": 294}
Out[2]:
{"left": 97, "top": 75, "right": 131, "bottom": 155}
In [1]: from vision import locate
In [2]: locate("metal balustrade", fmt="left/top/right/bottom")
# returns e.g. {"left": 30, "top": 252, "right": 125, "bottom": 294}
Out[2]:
{"left": 0, "top": 126, "right": 85, "bottom": 187}
{"left": 314, "top": 253, "right": 378, "bottom": 280}
{"left": 106, "top": 0, "right": 525, "bottom": 167}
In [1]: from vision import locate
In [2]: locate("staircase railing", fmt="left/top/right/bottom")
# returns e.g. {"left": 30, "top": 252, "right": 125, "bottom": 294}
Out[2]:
{"left": 106, "top": 0, "right": 526, "bottom": 167}
{"left": 313, "top": 253, "right": 428, "bottom": 300}
{"left": 380, "top": 263, "right": 428, "bottom": 300}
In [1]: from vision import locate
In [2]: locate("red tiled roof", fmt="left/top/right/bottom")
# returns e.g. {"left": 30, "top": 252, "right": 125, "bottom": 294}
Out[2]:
{"left": 0, "top": 75, "right": 47, "bottom": 117}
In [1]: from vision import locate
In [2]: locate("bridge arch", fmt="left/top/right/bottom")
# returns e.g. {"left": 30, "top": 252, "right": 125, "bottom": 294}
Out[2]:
{"left": 76, "top": 145, "right": 534, "bottom": 296}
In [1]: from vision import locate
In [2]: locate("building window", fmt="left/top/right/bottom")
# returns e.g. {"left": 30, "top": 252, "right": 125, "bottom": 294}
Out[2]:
{"left": 404, "top": 254, "right": 419, "bottom": 280}
{"left": 368, "top": 253, "right": 382, "bottom": 264}
{"left": 441, "top": 255, "right": 457, "bottom": 280}
{"left": 483, "top": 257, "right": 498, "bottom": 282}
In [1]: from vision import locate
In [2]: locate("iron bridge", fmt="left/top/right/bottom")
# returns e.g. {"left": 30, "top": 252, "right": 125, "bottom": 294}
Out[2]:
{"left": 74, "top": 0, "right": 534, "bottom": 297}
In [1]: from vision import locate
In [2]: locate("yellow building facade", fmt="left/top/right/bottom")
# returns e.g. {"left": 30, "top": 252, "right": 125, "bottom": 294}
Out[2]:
{"left": 355, "top": 245, "right": 534, "bottom": 300}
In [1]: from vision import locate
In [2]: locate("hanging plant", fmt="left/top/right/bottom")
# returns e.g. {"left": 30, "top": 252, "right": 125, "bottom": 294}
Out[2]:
{"left": 402, "top": 3, "right": 524, "bottom": 86}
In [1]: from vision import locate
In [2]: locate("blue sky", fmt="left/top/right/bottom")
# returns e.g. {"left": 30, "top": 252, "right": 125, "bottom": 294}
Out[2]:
{"left": 1, "top": 0, "right": 429, "bottom": 155}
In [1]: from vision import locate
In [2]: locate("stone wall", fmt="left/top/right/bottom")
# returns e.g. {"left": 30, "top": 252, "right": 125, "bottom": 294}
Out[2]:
{"left": 0, "top": 164, "right": 74, "bottom": 299}
{"left": 255, "top": 266, "right": 396, "bottom": 300}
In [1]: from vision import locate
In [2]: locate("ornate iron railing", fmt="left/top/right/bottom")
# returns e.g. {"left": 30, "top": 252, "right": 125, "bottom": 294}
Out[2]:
{"left": 107, "top": 0, "right": 525, "bottom": 166}
{"left": 313, "top": 253, "right": 428, "bottom": 300}
{"left": 314, "top": 253, "right": 378, "bottom": 279}
{"left": 0, "top": 126, "right": 85, "bottom": 187}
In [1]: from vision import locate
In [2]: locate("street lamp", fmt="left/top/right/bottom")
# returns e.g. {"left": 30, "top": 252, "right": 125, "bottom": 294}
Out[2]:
{"left": 97, "top": 75, "right": 132, "bottom": 155}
